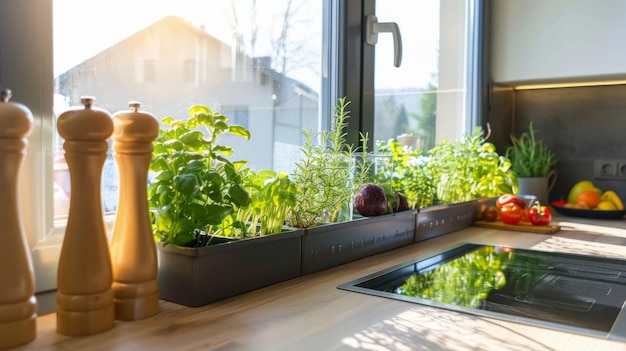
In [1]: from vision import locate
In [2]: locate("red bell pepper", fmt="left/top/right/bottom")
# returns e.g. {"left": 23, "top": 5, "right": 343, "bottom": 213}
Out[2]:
{"left": 529, "top": 201, "right": 552, "bottom": 225}
{"left": 496, "top": 194, "right": 527, "bottom": 210}
{"left": 500, "top": 203, "right": 523, "bottom": 225}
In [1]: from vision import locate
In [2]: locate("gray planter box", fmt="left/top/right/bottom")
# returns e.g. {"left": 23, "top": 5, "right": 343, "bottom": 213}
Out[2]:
{"left": 157, "top": 229, "right": 304, "bottom": 307}
{"left": 415, "top": 199, "right": 486, "bottom": 242}
{"left": 301, "top": 210, "right": 417, "bottom": 275}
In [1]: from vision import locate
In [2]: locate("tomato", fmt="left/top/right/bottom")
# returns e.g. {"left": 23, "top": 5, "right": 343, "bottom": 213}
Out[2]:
{"left": 500, "top": 203, "right": 523, "bottom": 225}
{"left": 496, "top": 194, "right": 526, "bottom": 210}
{"left": 520, "top": 208, "right": 531, "bottom": 223}
{"left": 482, "top": 206, "right": 498, "bottom": 222}
{"left": 529, "top": 202, "right": 552, "bottom": 225}
{"left": 551, "top": 200, "right": 567, "bottom": 207}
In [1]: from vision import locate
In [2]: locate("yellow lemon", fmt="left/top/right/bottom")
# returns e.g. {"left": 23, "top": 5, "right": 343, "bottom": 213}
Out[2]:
{"left": 596, "top": 200, "right": 618, "bottom": 211}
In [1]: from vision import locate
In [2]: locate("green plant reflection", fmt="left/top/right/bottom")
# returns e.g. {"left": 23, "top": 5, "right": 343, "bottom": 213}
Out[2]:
{"left": 397, "top": 246, "right": 515, "bottom": 308}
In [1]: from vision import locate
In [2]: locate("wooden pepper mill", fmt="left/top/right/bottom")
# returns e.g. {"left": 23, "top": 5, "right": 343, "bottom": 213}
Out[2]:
{"left": 110, "top": 101, "right": 160, "bottom": 320}
{"left": 0, "top": 88, "right": 37, "bottom": 348}
{"left": 56, "top": 96, "right": 115, "bottom": 336}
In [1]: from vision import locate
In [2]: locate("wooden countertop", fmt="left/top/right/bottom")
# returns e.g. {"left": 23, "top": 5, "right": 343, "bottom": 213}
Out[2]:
{"left": 16, "top": 216, "right": 626, "bottom": 350}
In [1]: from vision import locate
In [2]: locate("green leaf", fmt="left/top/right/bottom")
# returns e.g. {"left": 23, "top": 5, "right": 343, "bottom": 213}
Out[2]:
{"left": 232, "top": 160, "right": 249, "bottom": 171}
{"left": 187, "top": 202, "right": 209, "bottom": 218}
{"left": 205, "top": 204, "right": 234, "bottom": 225}
{"left": 154, "top": 170, "right": 175, "bottom": 181}
{"left": 213, "top": 145, "right": 234, "bottom": 156}
{"left": 174, "top": 173, "right": 200, "bottom": 195}
{"left": 204, "top": 171, "right": 223, "bottom": 187}
{"left": 223, "top": 162, "right": 242, "bottom": 183}
{"left": 257, "top": 169, "right": 277, "bottom": 179}
{"left": 161, "top": 116, "right": 175, "bottom": 125}
{"left": 228, "top": 125, "right": 251, "bottom": 139}
{"left": 229, "top": 184, "right": 251, "bottom": 207}
{"left": 186, "top": 160, "right": 206, "bottom": 173}
{"left": 188, "top": 105, "right": 211, "bottom": 116}
{"left": 150, "top": 157, "right": 170, "bottom": 172}
{"left": 180, "top": 131, "right": 206, "bottom": 148}
{"left": 213, "top": 120, "right": 229, "bottom": 133}
{"left": 163, "top": 139, "right": 184, "bottom": 151}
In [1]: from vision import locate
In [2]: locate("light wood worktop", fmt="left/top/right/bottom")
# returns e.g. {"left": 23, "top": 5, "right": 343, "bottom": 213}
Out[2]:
{"left": 14, "top": 216, "right": 626, "bottom": 350}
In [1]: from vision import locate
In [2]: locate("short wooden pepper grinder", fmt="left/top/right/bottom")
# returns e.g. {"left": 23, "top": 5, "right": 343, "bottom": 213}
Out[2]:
{"left": 56, "top": 96, "right": 115, "bottom": 336}
{"left": 0, "top": 88, "right": 37, "bottom": 348}
{"left": 110, "top": 101, "right": 160, "bottom": 320}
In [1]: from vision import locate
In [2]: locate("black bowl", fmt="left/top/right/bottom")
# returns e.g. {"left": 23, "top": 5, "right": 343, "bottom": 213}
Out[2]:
{"left": 551, "top": 205, "right": 626, "bottom": 220}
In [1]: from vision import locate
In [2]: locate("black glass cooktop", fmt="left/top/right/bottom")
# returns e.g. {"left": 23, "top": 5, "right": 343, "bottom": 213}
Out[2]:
{"left": 338, "top": 243, "right": 626, "bottom": 341}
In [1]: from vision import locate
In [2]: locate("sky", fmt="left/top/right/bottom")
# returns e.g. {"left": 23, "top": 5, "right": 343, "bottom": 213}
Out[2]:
{"left": 53, "top": 0, "right": 440, "bottom": 91}
{"left": 374, "top": 0, "right": 440, "bottom": 89}
{"left": 54, "top": 0, "right": 240, "bottom": 76}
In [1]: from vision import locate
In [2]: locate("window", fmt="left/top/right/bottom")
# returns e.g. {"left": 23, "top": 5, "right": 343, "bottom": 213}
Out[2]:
{"left": 183, "top": 59, "right": 196, "bottom": 82}
{"left": 345, "top": 0, "right": 485, "bottom": 151}
{"left": 222, "top": 106, "right": 250, "bottom": 129}
{"left": 0, "top": 0, "right": 483, "bottom": 293}
{"left": 144, "top": 59, "right": 156, "bottom": 82}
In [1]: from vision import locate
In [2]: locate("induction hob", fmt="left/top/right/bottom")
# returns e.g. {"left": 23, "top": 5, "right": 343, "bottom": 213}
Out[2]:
{"left": 338, "top": 243, "right": 626, "bottom": 341}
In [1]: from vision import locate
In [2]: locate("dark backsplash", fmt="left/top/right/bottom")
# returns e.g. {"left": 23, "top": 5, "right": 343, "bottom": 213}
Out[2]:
{"left": 488, "top": 84, "right": 626, "bottom": 203}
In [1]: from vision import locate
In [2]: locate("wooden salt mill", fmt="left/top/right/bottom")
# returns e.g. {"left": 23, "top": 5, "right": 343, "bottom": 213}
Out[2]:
{"left": 110, "top": 101, "right": 160, "bottom": 320}
{"left": 56, "top": 96, "right": 115, "bottom": 336}
{"left": 0, "top": 88, "right": 37, "bottom": 348}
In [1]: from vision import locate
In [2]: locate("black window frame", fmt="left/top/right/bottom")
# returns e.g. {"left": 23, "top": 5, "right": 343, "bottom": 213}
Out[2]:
{"left": 335, "top": 0, "right": 488, "bottom": 151}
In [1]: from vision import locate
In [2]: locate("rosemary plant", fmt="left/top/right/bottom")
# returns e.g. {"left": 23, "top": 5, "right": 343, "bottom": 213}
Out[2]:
{"left": 289, "top": 98, "right": 370, "bottom": 228}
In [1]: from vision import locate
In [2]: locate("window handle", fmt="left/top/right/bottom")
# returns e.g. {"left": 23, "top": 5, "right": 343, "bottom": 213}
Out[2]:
{"left": 365, "top": 15, "right": 403, "bottom": 67}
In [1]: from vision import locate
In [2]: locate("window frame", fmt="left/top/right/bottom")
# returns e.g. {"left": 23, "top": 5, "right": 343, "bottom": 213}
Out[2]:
{"left": 0, "top": 0, "right": 58, "bottom": 292}
{"left": 0, "top": 0, "right": 486, "bottom": 293}
{"left": 345, "top": 0, "right": 488, "bottom": 147}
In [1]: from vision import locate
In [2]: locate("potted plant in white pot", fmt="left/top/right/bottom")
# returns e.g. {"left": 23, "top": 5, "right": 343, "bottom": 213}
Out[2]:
{"left": 505, "top": 121, "right": 557, "bottom": 204}
{"left": 148, "top": 105, "right": 302, "bottom": 307}
{"left": 290, "top": 98, "right": 416, "bottom": 274}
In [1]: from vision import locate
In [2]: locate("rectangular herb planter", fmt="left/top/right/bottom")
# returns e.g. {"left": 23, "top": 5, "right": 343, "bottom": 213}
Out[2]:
{"left": 301, "top": 210, "right": 417, "bottom": 275}
{"left": 415, "top": 199, "right": 484, "bottom": 242}
{"left": 157, "top": 228, "right": 304, "bottom": 307}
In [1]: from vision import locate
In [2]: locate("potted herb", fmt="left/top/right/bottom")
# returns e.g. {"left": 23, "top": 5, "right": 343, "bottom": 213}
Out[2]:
{"left": 238, "top": 169, "right": 297, "bottom": 236}
{"left": 372, "top": 138, "right": 435, "bottom": 209}
{"left": 293, "top": 98, "right": 416, "bottom": 274}
{"left": 149, "top": 105, "right": 303, "bottom": 307}
{"left": 415, "top": 126, "right": 517, "bottom": 241}
{"left": 148, "top": 105, "right": 252, "bottom": 246}
{"left": 505, "top": 121, "right": 557, "bottom": 204}
{"left": 289, "top": 97, "right": 370, "bottom": 228}
{"left": 427, "top": 126, "right": 517, "bottom": 204}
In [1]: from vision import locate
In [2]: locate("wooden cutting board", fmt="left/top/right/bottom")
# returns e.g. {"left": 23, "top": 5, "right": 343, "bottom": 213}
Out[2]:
{"left": 473, "top": 220, "right": 561, "bottom": 234}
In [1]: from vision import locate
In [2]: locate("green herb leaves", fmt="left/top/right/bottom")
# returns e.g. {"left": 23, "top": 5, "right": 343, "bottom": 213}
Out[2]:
{"left": 148, "top": 105, "right": 252, "bottom": 247}
{"left": 372, "top": 139, "right": 434, "bottom": 209}
{"left": 289, "top": 98, "right": 370, "bottom": 228}
{"left": 427, "top": 127, "right": 517, "bottom": 204}
{"left": 506, "top": 122, "right": 557, "bottom": 178}
{"left": 148, "top": 104, "right": 297, "bottom": 247}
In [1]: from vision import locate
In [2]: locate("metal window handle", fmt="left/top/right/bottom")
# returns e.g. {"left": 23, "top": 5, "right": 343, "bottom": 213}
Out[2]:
{"left": 365, "top": 15, "right": 403, "bottom": 67}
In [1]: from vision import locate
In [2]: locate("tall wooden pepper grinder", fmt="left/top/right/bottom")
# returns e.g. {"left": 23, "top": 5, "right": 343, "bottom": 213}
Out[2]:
{"left": 0, "top": 88, "right": 37, "bottom": 348}
{"left": 110, "top": 101, "right": 160, "bottom": 320}
{"left": 56, "top": 96, "right": 115, "bottom": 336}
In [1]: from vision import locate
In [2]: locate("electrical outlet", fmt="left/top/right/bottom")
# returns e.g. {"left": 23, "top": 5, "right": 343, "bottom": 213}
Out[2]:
{"left": 594, "top": 159, "right": 626, "bottom": 179}
{"left": 620, "top": 163, "right": 626, "bottom": 177}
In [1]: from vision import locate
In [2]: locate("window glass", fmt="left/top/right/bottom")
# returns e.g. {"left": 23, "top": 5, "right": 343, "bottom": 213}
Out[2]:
{"left": 373, "top": 0, "right": 470, "bottom": 151}
{"left": 53, "top": 0, "right": 323, "bottom": 218}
